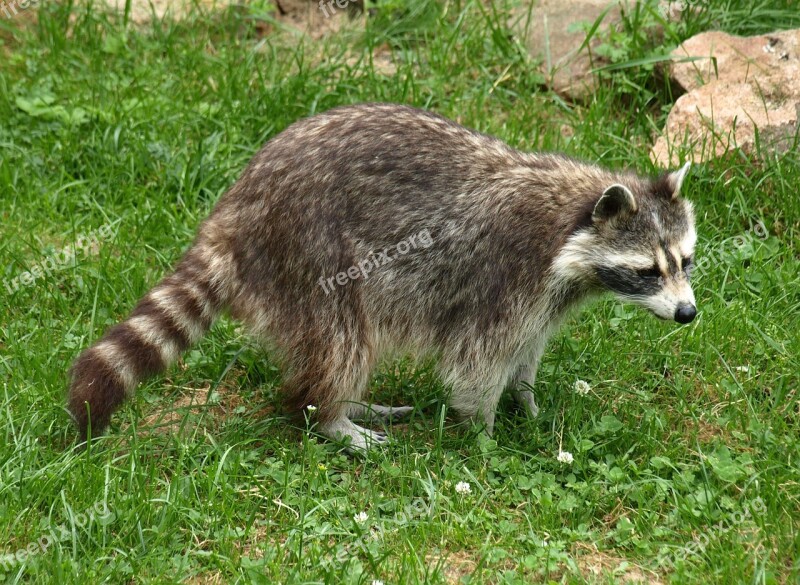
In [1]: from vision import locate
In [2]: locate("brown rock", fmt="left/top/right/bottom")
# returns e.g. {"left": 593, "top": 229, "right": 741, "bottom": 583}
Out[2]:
{"left": 511, "top": 0, "right": 623, "bottom": 101}
{"left": 652, "top": 29, "right": 800, "bottom": 167}
{"left": 671, "top": 30, "right": 800, "bottom": 91}
{"left": 97, "top": 0, "right": 358, "bottom": 38}
{"left": 100, "top": 0, "right": 221, "bottom": 23}
{"left": 511, "top": 1, "right": 678, "bottom": 101}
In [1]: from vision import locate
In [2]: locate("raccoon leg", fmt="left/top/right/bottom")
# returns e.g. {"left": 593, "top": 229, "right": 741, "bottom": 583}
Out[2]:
{"left": 317, "top": 417, "right": 388, "bottom": 451}
{"left": 510, "top": 341, "right": 546, "bottom": 418}
{"left": 278, "top": 316, "right": 386, "bottom": 452}
{"left": 348, "top": 403, "right": 414, "bottom": 423}
{"left": 463, "top": 390, "right": 502, "bottom": 436}
{"left": 511, "top": 364, "right": 540, "bottom": 418}
{"left": 288, "top": 360, "right": 388, "bottom": 452}
{"left": 445, "top": 367, "right": 508, "bottom": 436}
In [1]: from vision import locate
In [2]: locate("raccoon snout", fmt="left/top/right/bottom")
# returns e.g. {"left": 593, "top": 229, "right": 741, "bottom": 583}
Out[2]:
{"left": 674, "top": 303, "right": 697, "bottom": 324}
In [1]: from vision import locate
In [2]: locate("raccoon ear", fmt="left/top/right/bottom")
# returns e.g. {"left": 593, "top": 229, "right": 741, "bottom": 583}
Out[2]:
{"left": 666, "top": 161, "right": 691, "bottom": 199}
{"left": 592, "top": 184, "right": 637, "bottom": 223}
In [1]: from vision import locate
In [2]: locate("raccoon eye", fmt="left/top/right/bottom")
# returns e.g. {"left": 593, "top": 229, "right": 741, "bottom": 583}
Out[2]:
{"left": 637, "top": 266, "right": 661, "bottom": 279}
{"left": 682, "top": 256, "right": 694, "bottom": 276}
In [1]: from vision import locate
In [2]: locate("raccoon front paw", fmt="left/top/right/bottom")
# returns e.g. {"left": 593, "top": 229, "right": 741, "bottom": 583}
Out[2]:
{"left": 318, "top": 417, "right": 389, "bottom": 454}
{"left": 514, "top": 390, "right": 540, "bottom": 418}
{"left": 351, "top": 403, "right": 414, "bottom": 423}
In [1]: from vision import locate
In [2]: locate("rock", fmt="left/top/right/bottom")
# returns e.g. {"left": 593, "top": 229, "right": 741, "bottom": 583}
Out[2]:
{"left": 510, "top": 0, "right": 623, "bottom": 101}
{"left": 100, "top": 0, "right": 220, "bottom": 23}
{"left": 96, "top": 0, "right": 357, "bottom": 37}
{"left": 274, "top": 0, "right": 360, "bottom": 40}
{"left": 670, "top": 29, "right": 800, "bottom": 92}
{"left": 652, "top": 29, "right": 800, "bottom": 167}
{"left": 511, "top": 1, "right": 678, "bottom": 101}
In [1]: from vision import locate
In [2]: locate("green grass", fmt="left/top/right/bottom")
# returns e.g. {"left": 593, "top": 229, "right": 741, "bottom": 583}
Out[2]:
{"left": 1, "top": 0, "right": 799, "bottom": 582}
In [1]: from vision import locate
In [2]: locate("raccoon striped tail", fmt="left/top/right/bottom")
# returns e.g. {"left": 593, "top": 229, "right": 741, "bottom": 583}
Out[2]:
{"left": 67, "top": 241, "right": 234, "bottom": 440}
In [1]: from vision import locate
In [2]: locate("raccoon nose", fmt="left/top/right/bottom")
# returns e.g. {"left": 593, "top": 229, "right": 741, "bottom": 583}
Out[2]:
{"left": 674, "top": 304, "right": 697, "bottom": 324}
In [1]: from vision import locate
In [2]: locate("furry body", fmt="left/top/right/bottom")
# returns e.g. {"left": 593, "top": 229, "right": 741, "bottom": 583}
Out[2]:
{"left": 68, "top": 103, "right": 697, "bottom": 449}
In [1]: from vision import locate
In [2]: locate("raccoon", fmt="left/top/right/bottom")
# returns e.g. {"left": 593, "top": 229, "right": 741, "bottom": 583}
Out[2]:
{"left": 67, "top": 103, "right": 697, "bottom": 451}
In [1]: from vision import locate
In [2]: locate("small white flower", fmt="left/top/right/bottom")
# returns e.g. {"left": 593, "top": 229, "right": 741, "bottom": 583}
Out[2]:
{"left": 455, "top": 481, "right": 472, "bottom": 495}
{"left": 557, "top": 450, "right": 574, "bottom": 464}
{"left": 573, "top": 379, "right": 591, "bottom": 396}
{"left": 734, "top": 366, "right": 750, "bottom": 373}
{"left": 353, "top": 511, "right": 368, "bottom": 523}
{"left": 306, "top": 405, "right": 317, "bottom": 412}
{"left": 371, "top": 581, "right": 384, "bottom": 585}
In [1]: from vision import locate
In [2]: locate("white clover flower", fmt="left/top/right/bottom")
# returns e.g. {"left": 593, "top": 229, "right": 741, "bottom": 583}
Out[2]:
{"left": 455, "top": 481, "right": 472, "bottom": 495}
{"left": 573, "top": 379, "right": 591, "bottom": 396}
{"left": 353, "top": 511, "right": 368, "bottom": 523}
{"left": 734, "top": 366, "right": 750, "bottom": 373}
{"left": 372, "top": 581, "right": 384, "bottom": 585}
{"left": 306, "top": 405, "right": 317, "bottom": 412}
{"left": 557, "top": 450, "right": 574, "bottom": 464}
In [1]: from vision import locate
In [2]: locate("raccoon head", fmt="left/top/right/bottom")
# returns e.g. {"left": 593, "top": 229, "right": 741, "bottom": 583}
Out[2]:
{"left": 556, "top": 163, "right": 698, "bottom": 324}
